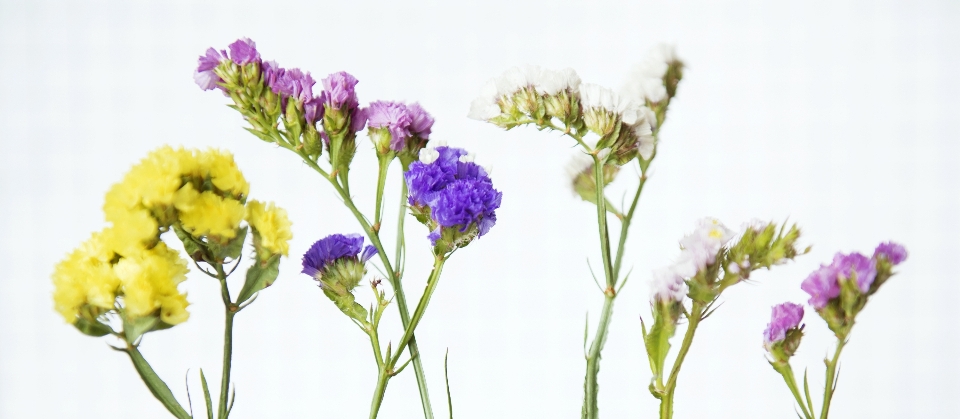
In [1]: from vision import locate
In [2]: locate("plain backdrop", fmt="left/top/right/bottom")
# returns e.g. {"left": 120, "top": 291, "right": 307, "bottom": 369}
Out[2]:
{"left": 1, "top": 0, "right": 958, "bottom": 418}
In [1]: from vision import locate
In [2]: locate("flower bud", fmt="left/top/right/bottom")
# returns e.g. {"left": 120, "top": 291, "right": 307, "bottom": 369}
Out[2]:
{"left": 301, "top": 234, "right": 378, "bottom": 322}
{"left": 763, "top": 302, "right": 805, "bottom": 363}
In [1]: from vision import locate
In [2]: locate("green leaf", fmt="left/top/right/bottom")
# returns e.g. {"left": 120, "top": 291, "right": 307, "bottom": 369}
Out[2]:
{"left": 236, "top": 254, "right": 281, "bottom": 305}
{"left": 73, "top": 317, "right": 112, "bottom": 337}
{"left": 445, "top": 349, "right": 454, "bottom": 419}
{"left": 126, "top": 348, "right": 192, "bottom": 419}
{"left": 200, "top": 369, "right": 213, "bottom": 419}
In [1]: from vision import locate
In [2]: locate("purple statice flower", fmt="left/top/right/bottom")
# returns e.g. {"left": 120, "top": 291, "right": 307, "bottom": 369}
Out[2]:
{"left": 270, "top": 68, "right": 315, "bottom": 103}
{"left": 406, "top": 146, "right": 468, "bottom": 206}
{"left": 763, "top": 302, "right": 804, "bottom": 346}
{"left": 301, "top": 233, "right": 377, "bottom": 279}
{"left": 194, "top": 48, "right": 226, "bottom": 91}
{"left": 873, "top": 241, "right": 907, "bottom": 265}
{"left": 366, "top": 101, "right": 414, "bottom": 151}
{"left": 405, "top": 146, "right": 501, "bottom": 244}
{"left": 405, "top": 102, "right": 435, "bottom": 140}
{"left": 228, "top": 38, "right": 260, "bottom": 65}
{"left": 432, "top": 179, "right": 501, "bottom": 235}
{"left": 800, "top": 262, "right": 840, "bottom": 310}
{"left": 320, "top": 71, "right": 360, "bottom": 111}
{"left": 303, "top": 96, "right": 324, "bottom": 125}
{"left": 835, "top": 252, "right": 877, "bottom": 293}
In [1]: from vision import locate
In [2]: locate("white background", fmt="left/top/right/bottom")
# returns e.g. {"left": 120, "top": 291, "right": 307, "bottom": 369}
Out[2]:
{"left": 1, "top": 0, "right": 958, "bottom": 417}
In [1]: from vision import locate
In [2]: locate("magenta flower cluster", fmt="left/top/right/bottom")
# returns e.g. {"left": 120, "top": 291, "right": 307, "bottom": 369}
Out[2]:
{"left": 364, "top": 101, "right": 435, "bottom": 151}
{"left": 194, "top": 38, "right": 261, "bottom": 91}
{"left": 405, "top": 147, "right": 502, "bottom": 244}
{"left": 763, "top": 302, "right": 804, "bottom": 345}
{"left": 800, "top": 242, "right": 906, "bottom": 309}
{"left": 301, "top": 233, "right": 377, "bottom": 279}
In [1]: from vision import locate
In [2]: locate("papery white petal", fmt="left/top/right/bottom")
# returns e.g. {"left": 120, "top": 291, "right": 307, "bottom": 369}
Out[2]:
{"left": 419, "top": 148, "right": 440, "bottom": 164}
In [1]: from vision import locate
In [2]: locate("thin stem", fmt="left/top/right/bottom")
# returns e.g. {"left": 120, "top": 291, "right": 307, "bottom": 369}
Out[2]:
{"left": 591, "top": 154, "right": 615, "bottom": 288}
{"left": 368, "top": 327, "right": 385, "bottom": 370}
{"left": 582, "top": 294, "right": 615, "bottom": 419}
{"left": 659, "top": 303, "right": 704, "bottom": 419}
{"left": 611, "top": 170, "right": 647, "bottom": 279}
{"left": 776, "top": 362, "right": 815, "bottom": 419}
{"left": 280, "top": 139, "right": 434, "bottom": 418}
{"left": 820, "top": 339, "right": 847, "bottom": 419}
{"left": 395, "top": 180, "right": 408, "bottom": 278}
{"left": 369, "top": 255, "right": 447, "bottom": 419}
{"left": 215, "top": 264, "right": 236, "bottom": 419}
{"left": 374, "top": 155, "right": 391, "bottom": 227}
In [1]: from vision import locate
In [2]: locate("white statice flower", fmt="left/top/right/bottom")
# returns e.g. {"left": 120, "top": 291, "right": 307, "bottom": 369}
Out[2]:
{"left": 677, "top": 217, "right": 736, "bottom": 273}
{"left": 419, "top": 148, "right": 440, "bottom": 164}
{"left": 650, "top": 266, "right": 688, "bottom": 302}
{"left": 468, "top": 80, "right": 502, "bottom": 121}
{"left": 622, "top": 43, "right": 678, "bottom": 104}
{"left": 633, "top": 107, "right": 656, "bottom": 160}
{"left": 536, "top": 67, "right": 581, "bottom": 96}
{"left": 458, "top": 152, "right": 476, "bottom": 163}
{"left": 580, "top": 83, "right": 640, "bottom": 125}
{"left": 494, "top": 65, "right": 542, "bottom": 96}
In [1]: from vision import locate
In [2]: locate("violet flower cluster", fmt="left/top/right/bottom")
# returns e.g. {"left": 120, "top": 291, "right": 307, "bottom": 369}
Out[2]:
{"left": 301, "top": 233, "right": 378, "bottom": 280}
{"left": 405, "top": 146, "right": 502, "bottom": 250}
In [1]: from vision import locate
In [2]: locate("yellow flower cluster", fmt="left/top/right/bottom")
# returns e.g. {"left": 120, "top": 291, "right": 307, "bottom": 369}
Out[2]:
{"left": 245, "top": 200, "right": 293, "bottom": 256}
{"left": 53, "top": 146, "right": 289, "bottom": 332}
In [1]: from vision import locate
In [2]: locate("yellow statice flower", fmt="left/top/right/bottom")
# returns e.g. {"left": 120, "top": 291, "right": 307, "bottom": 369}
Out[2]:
{"left": 103, "top": 147, "right": 197, "bottom": 218}
{"left": 113, "top": 242, "right": 190, "bottom": 324}
{"left": 177, "top": 188, "right": 245, "bottom": 239}
{"left": 198, "top": 149, "right": 249, "bottom": 198}
{"left": 245, "top": 200, "right": 293, "bottom": 256}
{"left": 101, "top": 208, "right": 159, "bottom": 256}
{"left": 52, "top": 229, "right": 120, "bottom": 323}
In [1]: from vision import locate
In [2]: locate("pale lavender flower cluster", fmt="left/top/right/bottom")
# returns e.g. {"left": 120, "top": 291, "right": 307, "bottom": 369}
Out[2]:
{"left": 763, "top": 302, "right": 804, "bottom": 346}
{"left": 649, "top": 217, "right": 735, "bottom": 303}
{"left": 405, "top": 146, "right": 501, "bottom": 244}
{"left": 301, "top": 233, "right": 377, "bottom": 279}
{"left": 364, "top": 101, "right": 434, "bottom": 151}
{"left": 800, "top": 242, "right": 907, "bottom": 309}
{"left": 194, "top": 38, "right": 261, "bottom": 91}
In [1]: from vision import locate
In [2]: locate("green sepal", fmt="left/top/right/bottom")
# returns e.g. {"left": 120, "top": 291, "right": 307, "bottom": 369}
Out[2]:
{"left": 243, "top": 127, "right": 276, "bottom": 143}
{"left": 199, "top": 368, "right": 214, "bottom": 419}
{"left": 209, "top": 226, "right": 247, "bottom": 262}
{"left": 685, "top": 279, "right": 718, "bottom": 304}
{"left": 73, "top": 317, "right": 112, "bottom": 337}
{"left": 323, "top": 288, "right": 369, "bottom": 324}
{"left": 236, "top": 253, "right": 281, "bottom": 305}
{"left": 123, "top": 315, "right": 160, "bottom": 344}
{"left": 173, "top": 223, "right": 207, "bottom": 262}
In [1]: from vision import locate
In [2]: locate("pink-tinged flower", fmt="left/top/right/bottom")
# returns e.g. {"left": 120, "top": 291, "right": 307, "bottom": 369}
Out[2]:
{"left": 801, "top": 261, "right": 841, "bottom": 310}
{"left": 366, "top": 101, "right": 413, "bottom": 151}
{"left": 194, "top": 48, "right": 226, "bottom": 91}
{"left": 835, "top": 252, "right": 877, "bottom": 292}
{"left": 763, "top": 302, "right": 804, "bottom": 346}
{"left": 873, "top": 241, "right": 907, "bottom": 265}
{"left": 405, "top": 102, "right": 434, "bottom": 140}
{"left": 320, "top": 71, "right": 360, "bottom": 111}
{"left": 227, "top": 38, "right": 260, "bottom": 65}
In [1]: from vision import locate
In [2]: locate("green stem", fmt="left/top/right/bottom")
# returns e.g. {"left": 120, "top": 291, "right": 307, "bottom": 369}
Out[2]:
{"left": 611, "top": 170, "right": 647, "bottom": 279}
{"left": 373, "top": 155, "right": 391, "bottom": 227}
{"left": 591, "top": 155, "right": 615, "bottom": 288}
{"left": 582, "top": 294, "right": 615, "bottom": 419}
{"left": 279, "top": 140, "right": 434, "bottom": 419}
{"left": 820, "top": 339, "right": 847, "bottom": 419}
{"left": 659, "top": 303, "right": 704, "bottom": 419}
{"left": 125, "top": 347, "right": 192, "bottom": 419}
{"left": 775, "top": 362, "right": 815, "bottom": 419}
{"left": 369, "top": 255, "right": 447, "bottom": 419}
{"left": 215, "top": 264, "right": 236, "bottom": 419}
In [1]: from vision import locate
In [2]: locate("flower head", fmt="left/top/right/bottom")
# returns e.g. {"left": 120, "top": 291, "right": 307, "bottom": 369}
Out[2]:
{"left": 301, "top": 233, "right": 377, "bottom": 279}
{"left": 245, "top": 200, "right": 293, "bottom": 257}
{"left": 800, "top": 261, "right": 841, "bottom": 310}
{"left": 227, "top": 38, "right": 260, "bottom": 65}
{"left": 580, "top": 83, "right": 640, "bottom": 135}
{"left": 194, "top": 48, "right": 226, "bottom": 91}
{"left": 320, "top": 71, "right": 360, "bottom": 111}
{"left": 873, "top": 241, "right": 907, "bottom": 265}
{"left": 366, "top": 101, "right": 413, "bottom": 151}
{"left": 405, "top": 102, "right": 434, "bottom": 140}
{"left": 405, "top": 146, "right": 502, "bottom": 247}
{"left": 763, "top": 302, "right": 804, "bottom": 346}
{"left": 835, "top": 252, "right": 877, "bottom": 292}
{"left": 676, "top": 217, "right": 736, "bottom": 275}
{"left": 650, "top": 266, "right": 687, "bottom": 303}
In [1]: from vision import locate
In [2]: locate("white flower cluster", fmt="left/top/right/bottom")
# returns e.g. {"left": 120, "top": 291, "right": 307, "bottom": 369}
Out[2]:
{"left": 468, "top": 65, "right": 581, "bottom": 121}
{"left": 650, "top": 217, "right": 736, "bottom": 302}
{"left": 622, "top": 43, "right": 677, "bottom": 105}
{"left": 579, "top": 83, "right": 656, "bottom": 159}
